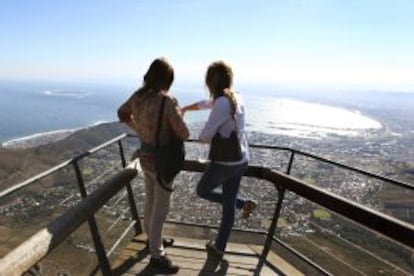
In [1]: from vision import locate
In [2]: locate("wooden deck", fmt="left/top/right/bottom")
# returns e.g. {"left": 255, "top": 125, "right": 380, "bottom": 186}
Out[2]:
{"left": 112, "top": 234, "right": 304, "bottom": 275}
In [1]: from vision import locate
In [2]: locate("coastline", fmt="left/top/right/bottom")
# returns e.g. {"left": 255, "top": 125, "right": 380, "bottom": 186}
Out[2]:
{"left": 1, "top": 83, "right": 390, "bottom": 149}
{"left": 1, "top": 128, "right": 80, "bottom": 150}
{"left": 1, "top": 114, "right": 383, "bottom": 150}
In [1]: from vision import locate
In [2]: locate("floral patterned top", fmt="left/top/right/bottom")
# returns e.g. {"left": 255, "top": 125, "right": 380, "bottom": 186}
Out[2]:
{"left": 118, "top": 90, "right": 189, "bottom": 171}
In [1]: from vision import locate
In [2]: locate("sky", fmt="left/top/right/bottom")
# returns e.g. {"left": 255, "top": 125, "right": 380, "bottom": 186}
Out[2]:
{"left": 1, "top": 0, "right": 414, "bottom": 91}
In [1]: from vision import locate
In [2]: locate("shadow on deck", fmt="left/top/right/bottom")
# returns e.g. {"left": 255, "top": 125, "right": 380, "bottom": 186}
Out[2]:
{"left": 112, "top": 229, "right": 302, "bottom": 276}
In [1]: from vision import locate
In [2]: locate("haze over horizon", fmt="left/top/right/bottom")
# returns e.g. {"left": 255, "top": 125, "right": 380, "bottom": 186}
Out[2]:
{"left": 1, "top": 0, "right": 414, "bottom": 92}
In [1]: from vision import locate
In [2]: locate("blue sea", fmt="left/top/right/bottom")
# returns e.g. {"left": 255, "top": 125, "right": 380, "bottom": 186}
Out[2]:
{"left": 0, "top": 80, "right": 390, "bottom": 145}
{"left": 0, "top": 80, "right": 210, "bottom": 144}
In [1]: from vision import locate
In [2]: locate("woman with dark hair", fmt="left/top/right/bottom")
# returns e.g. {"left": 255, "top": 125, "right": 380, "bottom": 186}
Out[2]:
{"left": 118, "top": 57, "right": 189, "bottom": 273}
{"left": 181, "top": 61, "right": 256, "bottom": 258}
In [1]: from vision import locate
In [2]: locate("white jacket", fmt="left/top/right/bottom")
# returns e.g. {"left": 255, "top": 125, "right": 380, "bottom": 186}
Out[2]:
{"left": 197, "top": 93, "right": 249, "bottom": 165}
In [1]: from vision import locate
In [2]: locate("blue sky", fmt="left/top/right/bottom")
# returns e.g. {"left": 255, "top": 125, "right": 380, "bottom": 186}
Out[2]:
{"left": 1, "top": 0, "right": 413, "bottom": 91}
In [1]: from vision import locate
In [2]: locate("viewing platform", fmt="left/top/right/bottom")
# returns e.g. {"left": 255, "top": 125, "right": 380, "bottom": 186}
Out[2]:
{"left": 112, "top": 231, "right": 300, "bottom": 275}
{"left": 0, "top": 134, "right": 413, "bottom": 275}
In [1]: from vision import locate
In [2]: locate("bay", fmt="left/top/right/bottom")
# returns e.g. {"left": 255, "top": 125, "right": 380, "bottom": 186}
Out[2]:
{"left": 0, "top": 80, "right": 383, "bottom": 145}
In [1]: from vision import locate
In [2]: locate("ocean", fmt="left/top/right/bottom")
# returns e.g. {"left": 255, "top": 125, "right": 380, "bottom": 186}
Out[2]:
{"left": 0, "top": 80, "right": 384, "bottom": 146}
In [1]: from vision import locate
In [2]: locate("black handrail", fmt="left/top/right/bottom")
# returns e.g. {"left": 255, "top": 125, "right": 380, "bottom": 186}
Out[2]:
{"left": 0, "top": 133, "right": 135, "bottom": 276}
{"left": 0, "top": 169, "right": 137, "bottom": 275}
{"left": 186, "top": 138, "right": 414, "bottom": 191}
{"left": 0, "top": 133, "right": 128, "bottom": 199}
{"left": 3, "top": 134, "right": 412, "bottom": 199}
{"left": 183, "top": 160, "right": 414, "bottom": 275}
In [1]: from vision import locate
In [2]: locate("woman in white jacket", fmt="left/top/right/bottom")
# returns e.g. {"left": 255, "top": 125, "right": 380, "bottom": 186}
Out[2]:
{"left": 181, "top": 61, "right": 256, "bottom": 258}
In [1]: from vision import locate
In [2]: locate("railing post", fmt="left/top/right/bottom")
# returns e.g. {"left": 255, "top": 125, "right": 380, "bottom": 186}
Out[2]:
{"left": 286, "top": 151, "right": 295, "bottom": 175}
{"left": 117, "top": 141, "right": 142, "bottom": 235}
{"left": 72, "top": 161, "right": 112, "bottom": 276}
{"left": 117, "top": 140, "right": 127, "bottom": 168}
{"left": 255, "top": 185, "right": 286, "bottom": 275}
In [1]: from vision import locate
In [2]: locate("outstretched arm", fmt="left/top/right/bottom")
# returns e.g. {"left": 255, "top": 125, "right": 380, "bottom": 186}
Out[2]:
{"left": 199, "top": 97, "right": 229, "bottom": 143}
{"left": 181, "top": 99, "right": 212, "bottom": 116}
{"left": 181, "top": 102, "right": 200, "bottom": 115}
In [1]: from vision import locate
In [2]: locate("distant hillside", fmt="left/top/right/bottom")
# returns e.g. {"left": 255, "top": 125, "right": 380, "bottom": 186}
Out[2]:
{"left": 36, "top": 122, "right": 131, "bottom": 158}
{"left": 0, "top": 122, "right": 131, "bottom": 190}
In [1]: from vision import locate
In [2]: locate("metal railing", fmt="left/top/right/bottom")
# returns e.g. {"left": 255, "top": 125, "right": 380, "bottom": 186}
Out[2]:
{"left": 181, "top": 160, "right": 414, "bottom": 275}
{"left": 0, "top": 168, "right": 137, "bottom": 276}
{"left": 0, "top": 134, "right": 142, "bottom": 276}
{"left": 244, "top": 142, "right": 414, "bottom": 190}
{"left": 1, "top": 134, "right": 413, "bottom": 275}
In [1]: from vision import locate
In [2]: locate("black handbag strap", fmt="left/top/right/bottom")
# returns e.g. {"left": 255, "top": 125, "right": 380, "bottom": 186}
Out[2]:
{"left": 154, "top": 96, "right": 173, "bottom": 192}
{"left": 155, "top": 96, "right": 167, "bottom": 148}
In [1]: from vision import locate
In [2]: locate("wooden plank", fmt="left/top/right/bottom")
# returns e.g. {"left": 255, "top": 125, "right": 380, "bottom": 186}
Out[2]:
{"left": 125, "top": 253, "right": 255, "bottom": 275}
{"left": 112, "top": 234, "right": 147, "bottom": 269}
{"left": 113, "top": 235, "right": 282, "bottom": 275}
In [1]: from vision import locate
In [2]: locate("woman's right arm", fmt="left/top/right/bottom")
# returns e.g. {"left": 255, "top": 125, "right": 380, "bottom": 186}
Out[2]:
{"left": 117, "top": 94, "right": 138, "bottom": 132}
{"left": 181, "top": 100, "right": 212, "bottom": 115}
{"left": 167, "top": 98, "right": 190, "bottom": 140}
{"left": 199, "top": 97, "right": 229, "bottom": 143}
{"left": 117, "top": 96, "right": 133, "bottom": 122}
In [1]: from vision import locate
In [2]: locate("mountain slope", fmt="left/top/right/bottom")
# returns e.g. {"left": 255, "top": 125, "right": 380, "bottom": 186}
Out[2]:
{"left": 0, "top": 122, "right": 131, "bottom": 190}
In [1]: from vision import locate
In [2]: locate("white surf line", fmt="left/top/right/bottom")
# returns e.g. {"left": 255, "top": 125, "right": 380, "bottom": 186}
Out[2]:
{"left": 2, "top": 129, "right": 78, "bottom": 148}
{"left": 309, "top": 221, "right": 413, "bottom": 276}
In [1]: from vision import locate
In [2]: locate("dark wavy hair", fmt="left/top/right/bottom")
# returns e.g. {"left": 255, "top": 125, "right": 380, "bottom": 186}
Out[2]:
{"left": 205, "top": 61, "right": 237, "bottom": 116}
{"left": 138, "top": 57, "right": 174, "bottom": 95}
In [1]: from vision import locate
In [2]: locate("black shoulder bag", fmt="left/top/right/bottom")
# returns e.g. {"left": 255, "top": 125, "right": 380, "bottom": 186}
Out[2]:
{"left": 155, "top": 96, "right": 185, "bottom": 192}
{"left": 208, "top": 118, "right": 242, "bottom": 162}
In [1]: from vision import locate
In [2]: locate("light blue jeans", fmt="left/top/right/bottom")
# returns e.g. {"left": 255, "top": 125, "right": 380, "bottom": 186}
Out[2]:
{"left": 196, "top": 162, "right": 248, "bottom": 251}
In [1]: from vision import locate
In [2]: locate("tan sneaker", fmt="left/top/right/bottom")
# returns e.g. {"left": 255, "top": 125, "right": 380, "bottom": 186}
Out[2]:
{"left": 242, "top": 200, "right": 257, "bottom": 218}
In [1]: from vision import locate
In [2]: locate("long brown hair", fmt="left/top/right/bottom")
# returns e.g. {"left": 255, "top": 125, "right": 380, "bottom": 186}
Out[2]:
{"left": 136, "top": 57, "right": 174, "bottom": 95}
{"left": 205, "top": 61, "right": 237, "bottom": 116}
